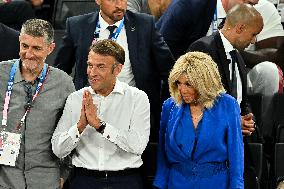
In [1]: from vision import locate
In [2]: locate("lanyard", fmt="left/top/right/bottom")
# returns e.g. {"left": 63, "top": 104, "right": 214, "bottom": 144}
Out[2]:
{"left": 212, "top": 8, "right": 218, "bottom": 33}
{"left": 93, "top": 17, "right": 125, "bottom": 43}
{"left": 1, "top": 60, "right": 49, "bottom": 128}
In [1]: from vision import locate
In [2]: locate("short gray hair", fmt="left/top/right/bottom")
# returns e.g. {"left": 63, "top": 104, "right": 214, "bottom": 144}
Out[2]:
{"left": 20, "top": 19, "right": 54, "bottom": 44}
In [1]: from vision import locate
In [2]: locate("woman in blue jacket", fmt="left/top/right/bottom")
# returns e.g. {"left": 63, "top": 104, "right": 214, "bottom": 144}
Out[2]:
{"left": 154, "top": 51, "right": 244, "bottom": 189}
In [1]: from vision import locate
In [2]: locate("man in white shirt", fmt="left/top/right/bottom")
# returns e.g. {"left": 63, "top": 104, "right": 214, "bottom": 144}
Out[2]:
{"left": 52, "top": 39, "right": 150, "bottom": 189}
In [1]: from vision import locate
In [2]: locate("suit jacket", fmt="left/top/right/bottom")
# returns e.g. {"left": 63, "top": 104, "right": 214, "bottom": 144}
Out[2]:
{"left": 0, "top": 23, "right": 19, "bottom": 62}
{"left": 154, "top": 95, "right": 244, "bottom": 189}
{"left": 156, "top": 0, "right": 217, "bottom": 59}
{"left": 54, "top": 10, "right": 175, "bottom": 141}
{"left": 188, "top": 31, "right": 251, "bottom": 115}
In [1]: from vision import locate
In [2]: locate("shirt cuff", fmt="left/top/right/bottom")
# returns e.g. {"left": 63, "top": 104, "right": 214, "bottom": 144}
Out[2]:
{"left": 102, "top": 123, "right": 118, "bottom": 143}
{"left": 68, "top": 124, "right": 82, "bottom": 144}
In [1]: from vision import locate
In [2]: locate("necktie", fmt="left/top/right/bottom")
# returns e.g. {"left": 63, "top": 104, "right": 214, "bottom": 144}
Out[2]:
{"left": 218, "top": 17, "right": 226, "bottom": 30}
{"left": 229, "top": 50, "right": 238, "bottom": 99}
{"left": 107, "top": 25, "right": 117, "bottom": 39}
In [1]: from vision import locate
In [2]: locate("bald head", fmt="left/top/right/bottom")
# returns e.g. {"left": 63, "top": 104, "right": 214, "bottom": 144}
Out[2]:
{"left": 226, "top": 4, "right": 262, "bottom": 28}
{"left": 221, "top": 4, "right": 263, "bottom": 50}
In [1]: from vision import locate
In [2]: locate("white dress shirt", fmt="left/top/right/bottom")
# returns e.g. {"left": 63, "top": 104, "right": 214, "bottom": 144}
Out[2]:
{"left": 52, "top": 80, "right": 150, "bottom": 171}
{"left": 97, "top": 13, "right": 136, "bottom": 87}
{"left": 219, "top": 31, "right": 243, "bottom": 105}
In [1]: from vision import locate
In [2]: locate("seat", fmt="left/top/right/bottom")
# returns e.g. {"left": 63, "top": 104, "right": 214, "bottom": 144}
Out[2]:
{"left": 248, "top": 143, "right": 263, "bottom": 181}
{"left": 52, "top": 0, "right": 99, "bottom": 29}
{"left": 276, "top": 124, "right": 284, "bottom": 143}
{"left": 273, "top": 93, "right": 284, "bottom": 131}
{"left": 275, "top": 143, "right": 284, "bottom": 184}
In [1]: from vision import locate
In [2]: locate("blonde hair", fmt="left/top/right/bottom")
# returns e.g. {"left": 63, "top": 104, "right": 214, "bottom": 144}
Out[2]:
{"left": 169, "top": 51, "right": 225, "bottom": 108}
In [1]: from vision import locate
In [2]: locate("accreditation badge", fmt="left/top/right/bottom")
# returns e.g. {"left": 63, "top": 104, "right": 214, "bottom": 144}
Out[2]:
{"left": 0, "top": 131, "right": 21, "bottom": 166}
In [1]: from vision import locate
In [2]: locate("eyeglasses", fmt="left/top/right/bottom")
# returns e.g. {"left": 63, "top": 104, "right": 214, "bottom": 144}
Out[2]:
{"left": 23, "top": 82, "right": 33, "bottom": 110}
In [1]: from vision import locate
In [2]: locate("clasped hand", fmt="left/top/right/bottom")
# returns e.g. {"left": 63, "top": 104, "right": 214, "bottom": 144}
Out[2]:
{"left": 77, "top": 90, "right": 100, "bottom": 133}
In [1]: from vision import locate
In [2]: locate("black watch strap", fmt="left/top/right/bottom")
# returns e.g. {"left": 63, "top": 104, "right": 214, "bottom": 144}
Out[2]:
{"left": 96, "top": 120, "right": 106, "bottom": 134}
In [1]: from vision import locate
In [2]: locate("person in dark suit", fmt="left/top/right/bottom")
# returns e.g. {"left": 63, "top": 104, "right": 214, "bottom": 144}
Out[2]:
{"left": 188, "top": 4, "right": 263, "bottom": 135}
{"left": 188, "top": 5, "right": 263, "bottom": 188}
{"left": 0, "top": 23, "right": 19, "bottom": 61}
{"left": 155, "top": 0, "right": 217, "bottom": 59}
{"left": 0, "top": 1, "right": 36, "bottom": 30}
{"left": 54, "top": 0, "right": 174, "bottom": 143}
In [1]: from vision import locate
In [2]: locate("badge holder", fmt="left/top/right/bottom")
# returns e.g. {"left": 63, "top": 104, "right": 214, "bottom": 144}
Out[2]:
{"left": 0, "top": 61, "right": 49, "bottom": 167}
{"left": 0, "top": 129, "right": 21, "bottom": 166}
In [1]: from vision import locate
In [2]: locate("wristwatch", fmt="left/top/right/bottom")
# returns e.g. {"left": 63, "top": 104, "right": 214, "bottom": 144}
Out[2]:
{"left": 96, "top": 120, "right": 106, "bottom": 134}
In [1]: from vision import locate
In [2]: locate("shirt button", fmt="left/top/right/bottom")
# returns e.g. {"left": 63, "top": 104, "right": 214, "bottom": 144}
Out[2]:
{"left": 107, "top": 135, "right": 110, "bottom": 139}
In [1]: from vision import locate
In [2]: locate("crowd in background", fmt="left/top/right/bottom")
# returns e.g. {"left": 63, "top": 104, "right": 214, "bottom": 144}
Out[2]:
{"left": 0, "top": 0, "right": 284, "bottom": 189}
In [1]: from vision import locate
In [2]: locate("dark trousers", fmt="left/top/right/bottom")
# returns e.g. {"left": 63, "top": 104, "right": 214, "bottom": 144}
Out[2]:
{"left": 0, "top": 1, "right": 35, "bottom": 30}
{"left": 70, "top": 168, "right": 144, "bottom": 189}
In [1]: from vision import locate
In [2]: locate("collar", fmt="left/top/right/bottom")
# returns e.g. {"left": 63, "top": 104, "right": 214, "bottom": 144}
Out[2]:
{"left": 98, "top": 11, "right": 124, "bottom": 32}
{"left": 217, "top": 0, "right": 227, "bottom": 19}
{"left": 219, "top": 31, "right": 234, "bottom": 54}
{"left": 14, "top": 60, "right": 42, "bottom": 84}
{"left": 89, "top": 79, "right": 125, "bottom": 96}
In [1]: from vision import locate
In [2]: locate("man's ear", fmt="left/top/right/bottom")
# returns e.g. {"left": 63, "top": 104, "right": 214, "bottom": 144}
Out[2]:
{"left": 235, "top": 23, "right": 246, "bottom": 34}
{"left": 47, "top": 42, "right": 55, "bottom": 55}
{"left": 95, "top": 0, "right": 101, "bottom": 6}
{"left": 114, "top": 64, "right": 123, "bottom": 76}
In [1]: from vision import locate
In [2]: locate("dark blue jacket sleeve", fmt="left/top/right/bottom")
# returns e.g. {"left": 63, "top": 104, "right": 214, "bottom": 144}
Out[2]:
{"left": 54, "top": 17, "right": 76, "bottom": 74}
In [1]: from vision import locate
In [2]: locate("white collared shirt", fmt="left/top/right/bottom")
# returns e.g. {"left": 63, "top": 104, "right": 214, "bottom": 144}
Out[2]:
{"left": 97, "top": 12, "right": 136, "bottom": 87}
{"left": 219, "top": 32, "right": 243, "bottom": 105}
{"left": 52, "top": 80, "right": 150, "bottom": 170}
{"left": 206, "top": 0, "right": 227, "bottom": 36}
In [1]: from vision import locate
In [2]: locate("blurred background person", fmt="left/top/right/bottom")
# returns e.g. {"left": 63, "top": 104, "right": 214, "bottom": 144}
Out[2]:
{"left": 0, "top": 0, "right": 38, "bottom": 30}
{"left": 0, "top": 23, "right": 19, "bottom": 61}
{"left": 127, "top": 0, "right": 174, "bottom": 20}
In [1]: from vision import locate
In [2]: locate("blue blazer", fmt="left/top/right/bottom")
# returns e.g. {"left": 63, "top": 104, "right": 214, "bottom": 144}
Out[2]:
{"left": 154, "top": 94, "right": 244, "bottom": 189}
{"left": 156, "top": 0, "right": 217, "bottom": 59}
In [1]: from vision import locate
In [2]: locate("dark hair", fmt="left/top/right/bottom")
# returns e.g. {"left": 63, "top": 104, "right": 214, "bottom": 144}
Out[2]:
{"left": 90, "top": 39, "right": 125, "bottom": 65}
{"left": 21, "top": 19, "right": 54, "bottom": 44}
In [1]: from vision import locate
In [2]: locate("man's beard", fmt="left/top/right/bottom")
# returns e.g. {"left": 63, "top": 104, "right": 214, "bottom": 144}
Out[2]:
{"left": 22, "top": 60, "right": 42, "bottom": 76}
